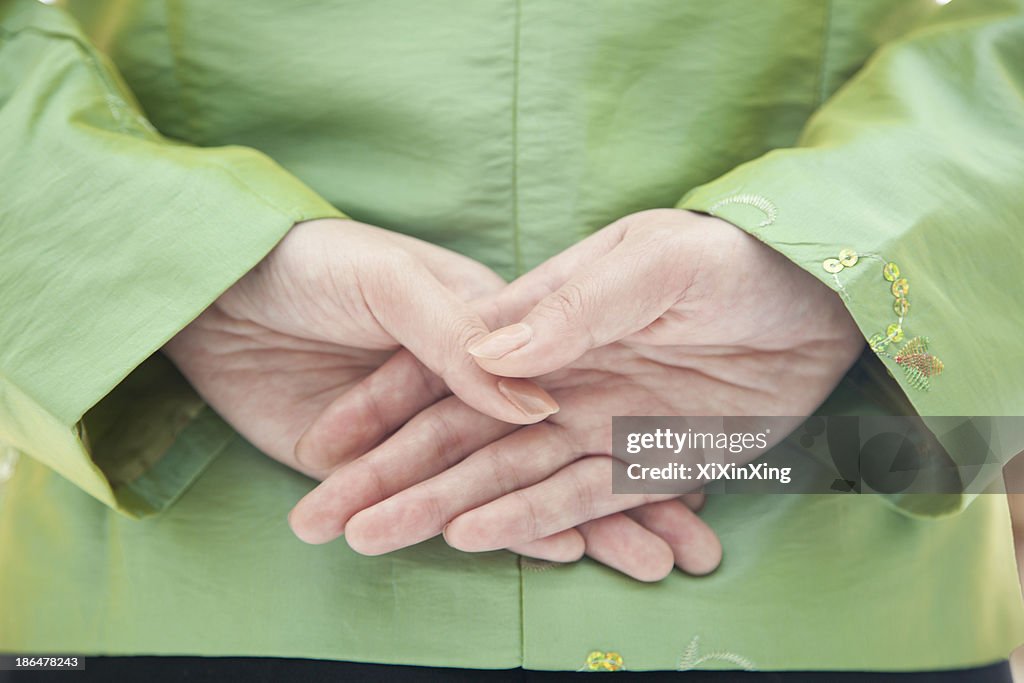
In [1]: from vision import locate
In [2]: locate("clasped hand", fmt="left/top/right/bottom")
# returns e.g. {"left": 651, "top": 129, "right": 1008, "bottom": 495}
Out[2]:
{"left": 164, "top": 209, "right": 862, "bottom": 581}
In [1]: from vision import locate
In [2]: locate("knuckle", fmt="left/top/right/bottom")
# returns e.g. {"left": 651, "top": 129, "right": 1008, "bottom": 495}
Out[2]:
{"left": 486, "top": 448, "right": 523, "bottom": 494}
{"left": 543, "top": 282, "right": 588, "bottom": 324}
{"left": 423, "top": 413, "right": 464, "bottom": 465}
{"left": 364, "top": 464, "right": 390, "bottom": 503}
{"left": 421, "top": 492, "right": 449, "bottom": 532}
{"left": 538, "top": 282, "right": 599, "bottom": 347}
{"left": 511, "top": 490, "right": 542, "bottom": 542}
{"left": 360, "top": 391, "right": 390, "bottom": 441}
{"left": 432, "top": 314, "right": 485, "bottom": 380}
{"left": 549, "top": 421, "right": 586, "bottom": 461}
{"left": 448, "top": 313, "right": 487, "bottom": 354}
{"left": 566, "top": 464, "right": 596, "bottom": 522}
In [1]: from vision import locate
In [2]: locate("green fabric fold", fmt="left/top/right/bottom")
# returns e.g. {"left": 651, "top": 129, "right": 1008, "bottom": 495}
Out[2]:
{"left": 0, "top": 0, "right": 343, "bottom": 516}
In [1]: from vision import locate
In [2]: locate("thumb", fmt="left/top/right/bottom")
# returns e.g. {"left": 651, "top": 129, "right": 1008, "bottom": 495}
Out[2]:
{"left": 362, "top": 256, "right": 559, "bottom": 424}
{"left": 468, "top": 228, "right": 687, "bottom": 377}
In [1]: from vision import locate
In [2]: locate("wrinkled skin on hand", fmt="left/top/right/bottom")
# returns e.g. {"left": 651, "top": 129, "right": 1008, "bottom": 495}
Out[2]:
{"left": 165, "top": 217, "right": 723, "bottom": 580}
{"left": 289, "top": 210, "right": 862, "bottom": 580}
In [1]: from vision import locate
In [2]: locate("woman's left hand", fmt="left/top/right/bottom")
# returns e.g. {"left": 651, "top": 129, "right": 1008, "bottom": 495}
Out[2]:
{"left": 289, "top": 209, "right": 863, "bottom": 579}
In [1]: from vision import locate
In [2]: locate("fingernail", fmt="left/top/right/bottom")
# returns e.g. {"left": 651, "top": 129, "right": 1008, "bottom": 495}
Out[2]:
{"left": 498, "top": 379, "right": 559, "bottom": 419}
{"left": 468, "top": 323, "right": 533, "bottom": 359}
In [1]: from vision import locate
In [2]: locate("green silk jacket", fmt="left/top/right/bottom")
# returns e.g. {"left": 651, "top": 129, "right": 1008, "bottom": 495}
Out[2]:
{"left": 2, "top": 0, "right": 1024, "bottom": 672}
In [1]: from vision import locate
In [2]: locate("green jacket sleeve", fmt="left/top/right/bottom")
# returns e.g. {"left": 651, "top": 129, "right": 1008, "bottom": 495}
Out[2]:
{"left": 677, "top": 0, "right": 1024, "bottom": 515}
{"left": 0, "top": 0, "right": 343, "bottom": 516}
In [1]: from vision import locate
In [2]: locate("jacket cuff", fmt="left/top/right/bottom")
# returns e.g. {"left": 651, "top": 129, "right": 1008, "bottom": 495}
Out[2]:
{"left": 676, "top": 169, "right": 1017, "bottom": 518}
{"left": 0, "top": 0, "right": 347, "bottom": 516}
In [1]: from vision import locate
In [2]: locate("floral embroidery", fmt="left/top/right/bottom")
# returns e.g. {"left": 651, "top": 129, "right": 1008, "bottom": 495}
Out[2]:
{"left": 678, "top": 635, "right": 756, "bottom": 671}
{"left": 576, "top": 637, "right": 757, "bottom": 672}
{"left": 708, "top": 194, "right": 777, "bottom": 227}
{"left": 581, "top": 650, "right": 625, "bottom": 671}
{"left": 822, "top": 250, "right": 944, "bottom": 391}
{"left": 891, "top": 336, "right": 944, "bottom": 391}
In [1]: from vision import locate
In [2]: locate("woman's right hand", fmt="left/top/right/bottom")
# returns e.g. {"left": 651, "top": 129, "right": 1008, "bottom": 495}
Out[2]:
{"left": 163, "top": 218, "right": 559, "bottom": 481}
{"left": 164, "top": 218, "right": 723, "bottom": 579}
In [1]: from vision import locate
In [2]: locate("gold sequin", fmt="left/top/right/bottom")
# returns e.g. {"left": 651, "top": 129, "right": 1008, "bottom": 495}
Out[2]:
{"left": 585, "top": 651, "right": 624, "bottom": 672}
{"left": 822, "top": 258, "right": 843, "bottom": 274}
{"left": 824, "top": 250, "right": 941, "bottom": 392}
